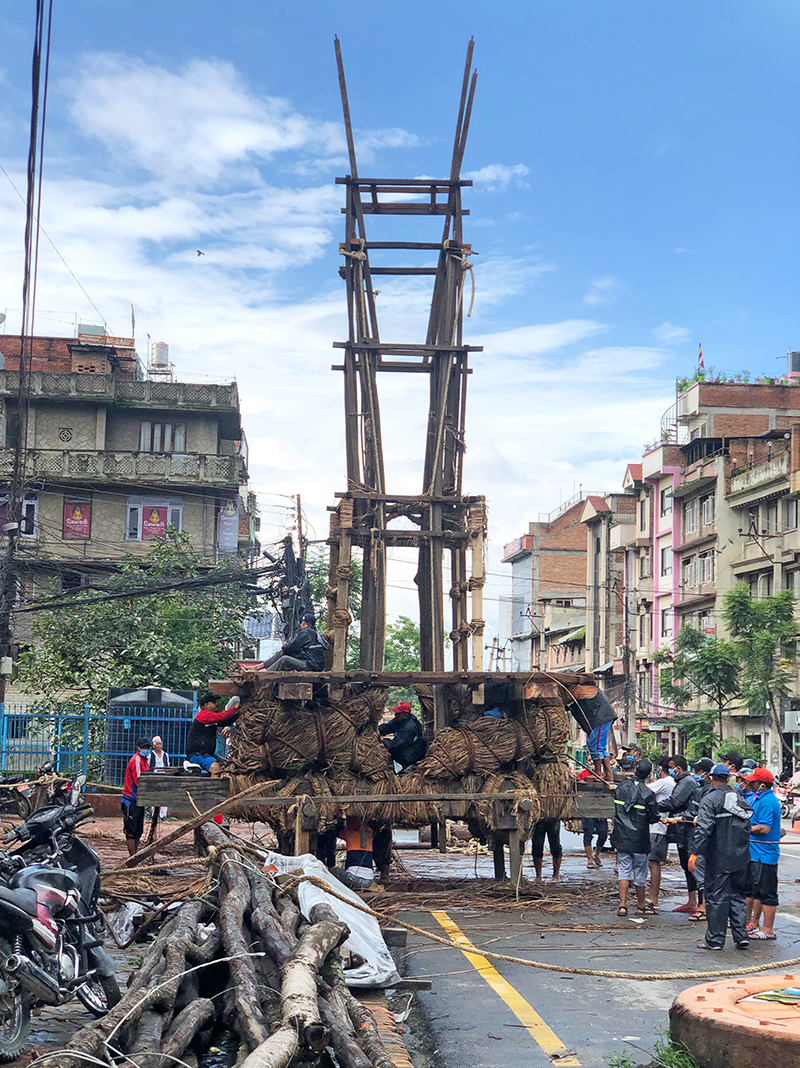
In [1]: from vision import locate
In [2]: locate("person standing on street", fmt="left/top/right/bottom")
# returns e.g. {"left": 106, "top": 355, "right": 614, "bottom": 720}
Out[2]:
{"left": 658, "top": 755, "right": 701, "bottom": 915}
{"left": 149, "top": 735, "right": 170, "bottom": 820}
{"left": 582, "top": 818, "right": 608, "bottom": 869}
{"left": 647, "top": 757, "right": 674, "bottom": 912}
{"left": 744, "top": 767, "right": 781, "bottom": 941}
{"left": 121, "top": 738, "right": 152, "bottom": 857}
{"left": 689, "top": 764, "right": 753, "bottom": 951}
{"left": 612, "top": 760, "right": 660, "bottom": 916}
{"left": 687, "top": 758, "right": 715, "bottom": 925}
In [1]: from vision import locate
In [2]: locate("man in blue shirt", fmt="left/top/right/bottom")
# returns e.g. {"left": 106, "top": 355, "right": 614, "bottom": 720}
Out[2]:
{"left": 745, "top": 767, "right": 781, "bottom": 940}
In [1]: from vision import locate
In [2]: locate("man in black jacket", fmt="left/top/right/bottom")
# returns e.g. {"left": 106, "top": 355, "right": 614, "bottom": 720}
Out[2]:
{"left": 658, "top": 755, "right": 701, "bottom": 915}
{"left": 611, "top": 760, "right": 660, "bottom": 916}
{"left": 263, "top": 613, "right": 327, "bottom": 672}
{"left": 689, "top": 764, "right": 753, "bottom": 951}
{"left": 379, "top": 703, "right": 427, "bottom": 769}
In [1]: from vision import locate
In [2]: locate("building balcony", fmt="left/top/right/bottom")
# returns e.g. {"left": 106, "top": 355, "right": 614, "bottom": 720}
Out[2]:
{"left": 729, "top": 452, "right": 789, "bottom": 500}
{"left": 0, "top": 448, "right": 243, "bottom": 487}
{"left": 609, "top": 522, "right": 635, "bottom": 550}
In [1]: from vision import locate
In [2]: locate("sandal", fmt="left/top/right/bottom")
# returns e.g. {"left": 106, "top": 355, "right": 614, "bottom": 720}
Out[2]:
{"left": 687, "top": 911, "right": 707, "bottom": 922}
{"left": 617, "top": 906, "right": 628, "bottom": 917}
{"left": 637, "top": 905, "right": 656, "bottom": 915}
{"left": 750, "top": 931, "right": 777, "bottom": 940}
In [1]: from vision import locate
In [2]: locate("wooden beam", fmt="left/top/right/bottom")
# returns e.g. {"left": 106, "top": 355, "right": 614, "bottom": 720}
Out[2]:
{"left": 244, "top": 668, "right": 592, "bottom": 686}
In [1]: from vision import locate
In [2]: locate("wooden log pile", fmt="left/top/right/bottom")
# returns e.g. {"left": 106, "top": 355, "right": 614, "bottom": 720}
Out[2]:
{"left": 61, "top": 823, "right": 398, "bottom": 1068}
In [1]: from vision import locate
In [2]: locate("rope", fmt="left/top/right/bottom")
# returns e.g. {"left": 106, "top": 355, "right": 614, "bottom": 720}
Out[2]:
{"left": 283, "top": 873, "right": 800, "bottom": 983}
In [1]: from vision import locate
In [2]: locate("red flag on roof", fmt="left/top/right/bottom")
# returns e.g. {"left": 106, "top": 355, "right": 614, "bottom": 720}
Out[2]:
{"left": 698, "top": 343, "right": 704, "bottom": 369}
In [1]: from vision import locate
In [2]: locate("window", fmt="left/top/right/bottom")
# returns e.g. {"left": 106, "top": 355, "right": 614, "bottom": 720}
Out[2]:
{"left": 765, "top": 499, "right": 779, "bottom": 534}
{"left": 139, "top": 422, "right": 187, "bottom": 454}
{"left": 699, "top": 549, "right": 715, "bottom": 585}
{"left": 698, "top": 609, "right": 715, "bottom": 635}
{"left": 661, "top": 609, "right": 672, "bottom": 638}
{"left": 763, "top": 571, "right": 773, "bottom": 597}
{"left": 638, "top": 614, "right": 647, "bottom": 648}
{"left": 126, "top": 497, "right": 183, "bottom": 540}
{"left": 660, "top": 546, "right": 672, "bottom": 576}
{"left": 0, "top": 492, "right": 38, "bottom": 538}
{"left": 684, "top": 498, "right": 698, "bottom": 536}
{"left": 639, "top": 552, "right": 652, "bottom": 579}
{"left": 682, "top": 556, "right": 696, "bottom": 588}
{"left": 701, "top": 493, "right": 715, "bottom": 527}
{"left": 785, "top": 498, "right": 798, "bottom": 531}
{"left": 747, "top": 572, "right": 760, "bottom": 596}
{"left": 785, "top": 571, "right": 800, "bottom": 597}
{"left": 639, "top": 498, "right": 647, "bottom": 532}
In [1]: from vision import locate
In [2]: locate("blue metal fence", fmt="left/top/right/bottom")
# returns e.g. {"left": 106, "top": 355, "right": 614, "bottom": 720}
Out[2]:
{"left": 0, "top": 703, "right": 197, "bottom": 785}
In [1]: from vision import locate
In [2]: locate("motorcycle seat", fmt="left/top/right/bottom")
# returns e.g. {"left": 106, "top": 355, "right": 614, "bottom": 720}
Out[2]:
{"left": 0, "top": 884, "right": 38, "bottom": 916}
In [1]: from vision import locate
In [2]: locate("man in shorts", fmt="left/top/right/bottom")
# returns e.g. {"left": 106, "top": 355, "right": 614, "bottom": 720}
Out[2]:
{"left": 745, "top": 767, "right": 781, "bottom": 940}
{"left": 185, "top": 692, "right": 241, "bottom": 776}
{"left": 121, "top": 737, "right": 152, "bottom": 856}
{"left": 612, "top": 760, "right": 659, "bottom": 916}
{"left": 566, "top": 684, "right": 617, "bottom": 780}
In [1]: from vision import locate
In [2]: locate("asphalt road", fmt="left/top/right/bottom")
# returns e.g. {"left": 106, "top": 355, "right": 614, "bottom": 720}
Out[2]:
{"left": 399, "top": 826, "right": 800, "bottom": 1068}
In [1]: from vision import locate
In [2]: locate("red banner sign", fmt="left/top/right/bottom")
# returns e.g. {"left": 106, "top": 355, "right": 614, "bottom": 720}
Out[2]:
{"left": 141, "top": 505, "right": 167, "bottom": 540}
{"left": 63, "top": 501, "right": 91, "bottom": 540}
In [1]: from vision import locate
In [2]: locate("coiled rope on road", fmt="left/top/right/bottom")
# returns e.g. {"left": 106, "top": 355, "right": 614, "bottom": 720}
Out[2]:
{"left": 285, "top": 874, "right": 800, "bottom": 983}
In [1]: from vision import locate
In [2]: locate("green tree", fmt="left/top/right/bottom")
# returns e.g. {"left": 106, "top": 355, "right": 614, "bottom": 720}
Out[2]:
{"left": 722, "top": 582, "right": 798, "bottom": 763}
{"left": 384, "top": 615, "right": 421, "bottom": 708}
{"left": 18, "top": 531, "right": 255, "bottom": 703}
{"left": 652, "top": 627, "right": 740, "bottom": 758}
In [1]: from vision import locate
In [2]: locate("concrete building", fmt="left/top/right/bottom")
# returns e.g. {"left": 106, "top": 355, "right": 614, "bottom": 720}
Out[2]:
{"left": 501, "top": 492, "right": 592, "bottom": 673}
{"left": 0, "top": 332, "right": 259, "bottom": 656}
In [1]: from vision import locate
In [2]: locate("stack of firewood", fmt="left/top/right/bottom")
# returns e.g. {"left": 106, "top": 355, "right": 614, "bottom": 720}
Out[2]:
{"left": 61, "top": 823, "right": 396, "bottom": 1068}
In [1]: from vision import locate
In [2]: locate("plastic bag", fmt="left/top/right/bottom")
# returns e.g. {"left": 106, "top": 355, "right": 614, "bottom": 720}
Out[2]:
{"left": 262, "top": 851, "right": 400, "bottom": 988}
{"left": 104, "top": 901, "right": 146, "bottom": 948}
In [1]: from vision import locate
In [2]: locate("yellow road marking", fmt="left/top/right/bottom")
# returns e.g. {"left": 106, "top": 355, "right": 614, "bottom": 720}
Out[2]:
{"left": 431, "top": 910, "right": 581, "bottom": 1066}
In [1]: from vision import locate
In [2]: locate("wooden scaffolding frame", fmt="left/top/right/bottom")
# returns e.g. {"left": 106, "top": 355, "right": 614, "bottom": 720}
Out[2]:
{"left": 326, "top": 39, "right": 486, "bottom": 725}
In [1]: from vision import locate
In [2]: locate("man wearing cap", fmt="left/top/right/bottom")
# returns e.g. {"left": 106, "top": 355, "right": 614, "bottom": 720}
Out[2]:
{"left": 379, "top": 703, "right": 426, "bottom": 770}
{"left": 186, "top": 693, "right": 241, "bottom": 777}
{"left": 689, "top": 764, "right": 753, "bottom": 951}
{"left": 745, "top": 767, "right": 781, "bottom": 941}
{"left": 611, "top": 759, "right": 660, "bottom": 916}
{"left": 262, "top": 614, "right": 328, "bottom": 672}
{"left": 565, "top": 683, "right": 617, "bottom": 780}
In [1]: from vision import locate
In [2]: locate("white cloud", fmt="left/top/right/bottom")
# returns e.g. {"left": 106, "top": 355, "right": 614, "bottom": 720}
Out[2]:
{"left": 471, "top": 319, "right": 607, "bottom": 356}
{"left": 652, "top": 320, "right": 690, "bottom": 343}
{"left": 582, "top": 275, "right": 625, "bottom": 306}
{"left": 464, "top": 163, "right": 530, "bottom": 190}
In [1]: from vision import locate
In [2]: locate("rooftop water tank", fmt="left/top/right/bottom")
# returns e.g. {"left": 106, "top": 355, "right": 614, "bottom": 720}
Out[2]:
{"left": 151, "top": 341, "right": 170, "bottom": 368}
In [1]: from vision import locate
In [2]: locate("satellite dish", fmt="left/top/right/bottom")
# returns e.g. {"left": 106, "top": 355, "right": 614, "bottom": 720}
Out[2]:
{"left": 0, "top": 314, "right": 6, "bottom": 326}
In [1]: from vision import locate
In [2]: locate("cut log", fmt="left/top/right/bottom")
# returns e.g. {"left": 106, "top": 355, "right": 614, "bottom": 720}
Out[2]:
{"left": 280, "top": 917, "right": 348, "bottom": 1052}
{"left": 160, "top": 998, "right": 215, "bottom": 1064}
{"left": 239, "top": 1025, "right": 298, "bottom": 1068}
{"left": 319, "top": 989, "right": 373, "bottom": 1068}
{"left": 200, "top": 823, "right": 270, "bottom": 1051}
{"left": 247, "top": 867, "right": 296, "bottom": 964}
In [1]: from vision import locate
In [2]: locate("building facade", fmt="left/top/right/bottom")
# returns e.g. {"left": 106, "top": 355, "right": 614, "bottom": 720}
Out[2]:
{"left": 0, "top": 333, "right": 259, "bottom": 657}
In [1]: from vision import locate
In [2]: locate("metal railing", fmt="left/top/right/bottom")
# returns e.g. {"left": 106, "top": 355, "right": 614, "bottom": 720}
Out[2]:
{"left": 537, "top": 490, "right": 606, "bottom": 524}
{"left": 0, "top": 448, "right": 242, "bottom": 486}
{"left": 0, "top": 703, "right": 198, "bottom": 785}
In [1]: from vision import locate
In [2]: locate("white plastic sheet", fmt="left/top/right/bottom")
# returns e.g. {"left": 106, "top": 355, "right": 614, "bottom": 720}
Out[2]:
{"left": 262, "top": 851, "right": 400, "bottom": 988}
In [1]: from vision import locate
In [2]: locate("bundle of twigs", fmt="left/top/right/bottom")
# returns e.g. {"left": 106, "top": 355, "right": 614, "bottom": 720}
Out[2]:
{"left": 62, "top": 823, "right": 396, "bottom": 1068}
{"left": 530, "top": 759, "right": 576, "bottom": 819}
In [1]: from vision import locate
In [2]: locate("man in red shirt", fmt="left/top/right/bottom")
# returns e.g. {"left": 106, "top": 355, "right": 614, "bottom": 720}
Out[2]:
{"left": 185, "top": 693, "right": 240, "bottom": 776}
{"left": 121, "top": 737, "right": 152, "bottom": 856}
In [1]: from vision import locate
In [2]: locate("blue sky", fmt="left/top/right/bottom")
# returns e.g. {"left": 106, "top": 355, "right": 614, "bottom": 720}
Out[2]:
{"left": 1, "top": 1, "right": 799, "bottom": 634}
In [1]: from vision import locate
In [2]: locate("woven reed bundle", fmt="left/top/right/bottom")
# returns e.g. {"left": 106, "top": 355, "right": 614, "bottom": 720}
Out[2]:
{"left": 350, "top": 726, "right": 395, "bottom": 779}
{"left": 469, "top": 771, "right": 541, "bottom": 838}
{"left": 527, "top": 701, "right": 570, "bottom": 759}
{"left": 394, "top": 771, "right": 446, "bottom": 824}
{"left": 531, "top": 760, "right": 576, "bottom": 820}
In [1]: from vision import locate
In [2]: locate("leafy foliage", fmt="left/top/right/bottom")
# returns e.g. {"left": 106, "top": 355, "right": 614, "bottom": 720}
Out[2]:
{"left": 305, "top": 546, "right": 363, "bottom": 667}
{"left": 652, "top": 627, "right": 740, "bottom": 755}
{"left": 384, "top": 615, "right": 421, "bottom": 708}
{"left": 18, "top": 531, "right": 255, "bottom": 702}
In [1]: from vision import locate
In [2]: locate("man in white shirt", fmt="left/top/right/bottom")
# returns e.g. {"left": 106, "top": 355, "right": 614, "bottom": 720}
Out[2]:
{"left": 647, "top": 757, "right": 674, "bottom": 912}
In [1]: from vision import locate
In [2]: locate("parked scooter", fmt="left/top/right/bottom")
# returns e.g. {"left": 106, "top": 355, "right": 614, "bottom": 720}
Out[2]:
{"left": 0, "top": 773, "right": 31, "bottom": 820}
{"left": 0, "top": 803, "right": 121, "bottom": 1061}
{"left": 34, "top": 762, "right": 86, "bottom": 810}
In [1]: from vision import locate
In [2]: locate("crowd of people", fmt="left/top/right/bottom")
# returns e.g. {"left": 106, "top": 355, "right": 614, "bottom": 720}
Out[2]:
{"left": 603, "top": 749, "right": 783, "bottom": 950}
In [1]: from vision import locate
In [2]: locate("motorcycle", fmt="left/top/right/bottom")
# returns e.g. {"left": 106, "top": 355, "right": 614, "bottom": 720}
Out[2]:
{"left": 34, "top": 762, "right": 86, "bottom": 810}
{"left": 0, "top": 774, "right": 31, "bottom": 821}
{"left": 0, "top": 803, "right": 121, "bottom": 1061}
{"left": 776, "top": 781, "right": 791, "bottom": 820}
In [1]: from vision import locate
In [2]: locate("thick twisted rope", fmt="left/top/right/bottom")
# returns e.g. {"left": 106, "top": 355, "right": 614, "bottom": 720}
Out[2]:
{"left": 282, "top": 873, "right": 800, "bottom": 983}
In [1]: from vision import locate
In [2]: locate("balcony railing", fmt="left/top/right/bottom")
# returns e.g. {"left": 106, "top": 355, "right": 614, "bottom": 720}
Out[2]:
{"left": 0, "top": 448, "right": 242, "bottom": 486}
{"left": 0, "top": 371, "right": 238, "bottom": 410}
{"left": 729, "top": 451, "right": 789, "bottom": 496}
